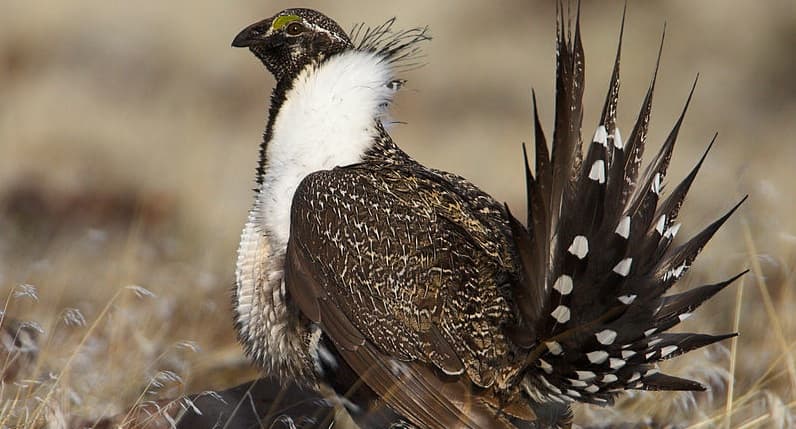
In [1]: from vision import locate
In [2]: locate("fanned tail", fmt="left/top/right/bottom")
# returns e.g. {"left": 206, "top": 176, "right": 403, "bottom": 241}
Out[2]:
{"left": 509, "top": 6, "right": 746, "bottom": 406}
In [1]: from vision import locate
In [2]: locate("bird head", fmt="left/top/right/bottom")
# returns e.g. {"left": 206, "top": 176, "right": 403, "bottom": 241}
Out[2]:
{"left": 232, "top": 8, "right": 353, "bottom": 81}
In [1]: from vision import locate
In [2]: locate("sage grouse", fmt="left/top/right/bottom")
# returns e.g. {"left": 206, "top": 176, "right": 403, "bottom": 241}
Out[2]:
{"left": 231, "top": 6, "right": 745, "bottom": 428}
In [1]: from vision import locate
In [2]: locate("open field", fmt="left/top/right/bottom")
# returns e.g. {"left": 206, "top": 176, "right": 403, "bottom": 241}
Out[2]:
{"left": 1, "top": 1, "right": 794, "bottom": 427}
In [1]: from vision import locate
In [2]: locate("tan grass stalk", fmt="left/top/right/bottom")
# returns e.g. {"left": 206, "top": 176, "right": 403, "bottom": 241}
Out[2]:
{"left": 724, "top": 276, "right": 745, "bottom": 428}
{"left": 742, "top": 220, "right": 796, "bottom": 390}
{"left": 28, "top": 287, "right": 127, "bottom": 425}
{"left": 735, "top": 399, "right": 796, "bottom": 429}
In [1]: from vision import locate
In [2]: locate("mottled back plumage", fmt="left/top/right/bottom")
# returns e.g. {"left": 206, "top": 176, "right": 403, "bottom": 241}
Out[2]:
{"left": 232, "top": 6, "right": 745, "bottom": 429}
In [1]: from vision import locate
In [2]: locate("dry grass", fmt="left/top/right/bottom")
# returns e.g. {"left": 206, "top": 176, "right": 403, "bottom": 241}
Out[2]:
{"left": 1, "top": 0, "right": 794, "bottom": 427}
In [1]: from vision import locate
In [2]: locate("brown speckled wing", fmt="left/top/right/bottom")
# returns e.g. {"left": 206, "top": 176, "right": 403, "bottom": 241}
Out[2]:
{"left": 287, "top": 234, "right": 516, "bottom": 429}
{"left": 284, "top": 163, "right": 528, "bottom": 428}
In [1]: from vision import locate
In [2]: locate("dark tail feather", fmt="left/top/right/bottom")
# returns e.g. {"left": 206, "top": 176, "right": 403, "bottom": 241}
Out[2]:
{"left": 641, "top": 373, "right": 707, "bottom": 391}
{"left": 654, "top": 197, "right": 747, "bottom": 293}
{"left": 638, "top": 74, "right": 698, "bottom": 202}
{"left": 599, "top": 2, "right": 624, "bottom": 129}
{"left": 657, "top": 133, "right": 716, "bottom": 223}
{"left": 550, "top": 1, "right": 585, "bottom": 242}
{"left": 617, "top": 25, "right": 665, "bottom": 212}
{"left": 629, "top": 77, "right": 699, "bottom": 271}
{"left": 506, "top": 204, "right": 543, "bottom": 347}
{"left": 602, "top": 7, "right": 626, "bottom": 223}
{"left": 649, "top": 332, "right": 738, "bottom": 362}
{"left": 510, "top": 7, "right": 744, "bottom": 406}
{"left": 532, "top": 90, "right": 552, "bottom": 208}
{"left": 652, "top": 134, "right": 717, "bottom": 260}
{"left": 654, "top": 271, "right": 748, "bottom": 332}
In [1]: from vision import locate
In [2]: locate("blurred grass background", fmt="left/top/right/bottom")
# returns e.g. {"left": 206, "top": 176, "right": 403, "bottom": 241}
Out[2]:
{"left": 0, "top": 0, "right": 794, "bottom": 427}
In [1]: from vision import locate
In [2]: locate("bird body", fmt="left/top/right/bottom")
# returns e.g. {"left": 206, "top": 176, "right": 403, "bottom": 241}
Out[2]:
{"left": 231, "top": 7, "right": 744, "bottom": 428}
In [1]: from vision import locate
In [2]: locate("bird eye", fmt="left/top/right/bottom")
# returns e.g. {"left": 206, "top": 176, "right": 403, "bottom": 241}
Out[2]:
{"left": 285, "top": 22, "right": 305, "bottom": 36}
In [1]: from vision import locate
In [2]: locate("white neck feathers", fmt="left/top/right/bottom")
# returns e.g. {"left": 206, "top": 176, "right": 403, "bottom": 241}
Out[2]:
{"left": 260, "top": 49, "right": 396, "bottom": 247}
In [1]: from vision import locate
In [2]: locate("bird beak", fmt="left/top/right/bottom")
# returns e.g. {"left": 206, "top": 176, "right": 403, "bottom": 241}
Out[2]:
{"left": 232, "top": 18, "right": 273, "bottom": 48}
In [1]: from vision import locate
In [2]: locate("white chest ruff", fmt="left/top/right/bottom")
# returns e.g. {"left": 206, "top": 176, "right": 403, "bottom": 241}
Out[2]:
{"left": 234, "top": 50, "right": 397, "bottom": 375}
{"left": 261, "top": 50, "right": 396, "bottom": 248}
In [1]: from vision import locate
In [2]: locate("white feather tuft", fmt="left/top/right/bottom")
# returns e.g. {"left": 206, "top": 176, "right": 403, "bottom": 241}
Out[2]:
{"left": 260, "top": 50, "right": 397, "bottom": 248}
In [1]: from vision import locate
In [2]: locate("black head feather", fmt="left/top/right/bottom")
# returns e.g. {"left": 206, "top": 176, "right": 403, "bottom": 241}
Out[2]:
{"left": 232, "top": 8, "right": 352, "bottom": 82}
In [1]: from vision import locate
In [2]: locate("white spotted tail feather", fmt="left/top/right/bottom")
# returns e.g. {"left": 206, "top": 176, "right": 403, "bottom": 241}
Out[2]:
{"left": 505, "top": 7, "right": 747, "bottom": 406}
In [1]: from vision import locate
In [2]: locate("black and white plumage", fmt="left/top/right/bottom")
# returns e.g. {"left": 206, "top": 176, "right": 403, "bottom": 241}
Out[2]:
{"left": 231, "top": 6, "right": 745, "bottom": 428}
